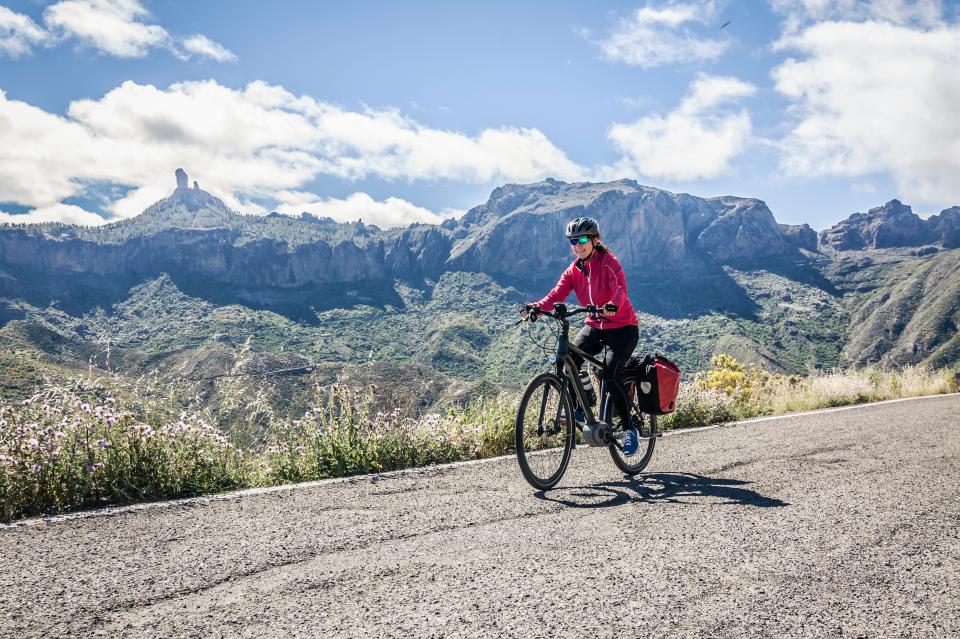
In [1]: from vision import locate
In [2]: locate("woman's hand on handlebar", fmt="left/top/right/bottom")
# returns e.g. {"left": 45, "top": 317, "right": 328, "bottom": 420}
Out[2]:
{"left": 602, "top": 303, "right": 617, "bottom": 318}
{"left": 519, "top": 304, "right": 540, "bottom": 322}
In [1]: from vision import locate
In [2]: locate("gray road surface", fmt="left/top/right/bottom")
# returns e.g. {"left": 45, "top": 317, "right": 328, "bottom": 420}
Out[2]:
{"left": 2, "top": 395, "right": 959, "bottom": 638}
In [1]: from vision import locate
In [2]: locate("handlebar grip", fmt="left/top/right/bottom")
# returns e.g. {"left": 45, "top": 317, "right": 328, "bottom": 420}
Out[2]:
{"left": 604, "top": 303, "right": 618, "bottom": 313}
{"left": 520, "top": 304, "right": 541, "bottom": 322}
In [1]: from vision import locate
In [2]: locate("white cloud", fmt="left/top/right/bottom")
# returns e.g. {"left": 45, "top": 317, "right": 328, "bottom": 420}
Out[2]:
{"left": 771, "top": 0, "right": 946, "bottom": 34}
{"left": 108, "top": 185, "right": 168, "bottom": 219}
{"left": 678, "top": 74, "right": 756, "bottom": 113}
{"left": 0, "top": 203, "right": 106, "bottom": 226}
{"left": 772, "top": 19, "right": 960, "bottom": 204}
{"left": 593, "top": 1, "right": 730, "bottom": 68}
{"left": 0, "top": 79, "right": 583, "bottom": 224}
{"left": 0, "top": 0, "right": 234, "bottom": 62}
{"left": 605, "top": 73, "right": 756, "bottom": 181}
{"left": 0, "top": 5, "right": 50, "bottom": 57}
{"left": 181, "top": 34, "right": 236, "bottom": 62}
{"left": 43, "top": 0, "right": 170, "bottom": 57}
{"left": 274, "top": 191, "right": 461, "bottom": 228}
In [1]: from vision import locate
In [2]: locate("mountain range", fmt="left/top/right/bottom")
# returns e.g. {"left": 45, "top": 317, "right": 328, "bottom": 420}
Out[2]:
{"left": 1, "top": 170, "right": 958, "bottom": 416}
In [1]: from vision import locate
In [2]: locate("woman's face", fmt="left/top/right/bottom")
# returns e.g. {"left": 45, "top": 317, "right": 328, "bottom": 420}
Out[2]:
{"left": 571, "top": 236, "right": 595, "bottom": 260}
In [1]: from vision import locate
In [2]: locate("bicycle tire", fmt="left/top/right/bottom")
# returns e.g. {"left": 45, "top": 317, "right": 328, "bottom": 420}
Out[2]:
{"left": 602, "top": 390, "right": 657, "bottom": 475}
{"left": 515, "top": 372, "right": 576, "bottom": 490}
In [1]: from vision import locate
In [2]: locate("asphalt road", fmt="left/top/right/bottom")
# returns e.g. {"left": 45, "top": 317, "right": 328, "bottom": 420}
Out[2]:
{"left": 2, "top": 395, "right": 959, "bottom": 639}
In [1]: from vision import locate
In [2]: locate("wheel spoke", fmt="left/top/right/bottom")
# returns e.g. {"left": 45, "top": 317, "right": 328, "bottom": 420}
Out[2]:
{"left": 516, "top": 374, "right": 574, "bottom": 490}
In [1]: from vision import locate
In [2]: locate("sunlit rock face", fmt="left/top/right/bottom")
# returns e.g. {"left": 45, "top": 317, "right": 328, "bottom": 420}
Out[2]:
{"left": 780, "top": 223, "right": 818, "bottom": 252}
{"left": 0, "top": 170, "right": 392, "bottom": 289}
{"left": 445, "top": 178, "right": 795, "bottom": 278}
{"left": 929, "top": 207, "right": 960, "bottom": 249}
{"left": 16, "top": 170, "right": 960, "bottom": 297}
{"left": 819, "top": 200, "right": 936, "bottom": 250}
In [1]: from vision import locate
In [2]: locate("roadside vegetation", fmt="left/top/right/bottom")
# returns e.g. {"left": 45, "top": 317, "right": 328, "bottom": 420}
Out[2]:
{"left": 1, "top": 355, "right": 957, "bottom": 521}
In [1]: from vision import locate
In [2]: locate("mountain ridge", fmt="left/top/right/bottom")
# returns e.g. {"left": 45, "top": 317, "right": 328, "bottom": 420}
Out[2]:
{"left": 1, "top": 170, "right": 958, "bottom": 406}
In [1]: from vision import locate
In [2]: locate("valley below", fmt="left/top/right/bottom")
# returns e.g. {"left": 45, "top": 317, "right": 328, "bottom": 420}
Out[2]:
{"left": 1, "top": 173, "right": 958, "bottom": 424}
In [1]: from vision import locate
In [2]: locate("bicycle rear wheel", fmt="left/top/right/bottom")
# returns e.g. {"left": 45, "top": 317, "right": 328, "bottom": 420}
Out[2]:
{"left": 602, "top": 390, "right": 657, "bottom": 475}
{"left": 515, "top": 372, "right": 576, "bottom": 490}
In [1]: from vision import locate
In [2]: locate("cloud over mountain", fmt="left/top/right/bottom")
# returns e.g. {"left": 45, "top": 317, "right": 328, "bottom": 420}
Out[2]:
{"left": 773, "top": 17, "right": 960, "bottom": 204}
{"left": 0, "top": 79, "right": 582, "bottom": 225}
{"left": 273, "top": 191, "right": 462, "bottom": 229}
{"left": 0, "top": 0, "right": 234, "bottom": 61}
{"left": 605, "top": 73, "right": 756, "bottom": 181}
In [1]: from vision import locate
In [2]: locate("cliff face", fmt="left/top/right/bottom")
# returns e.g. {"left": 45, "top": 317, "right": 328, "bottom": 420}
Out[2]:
{"left": 13, "top": 171, "right": 960, "bottom": 297}
{"left": 2, "top": 171, "right": 959, "bottom": 376}
{"left": 0, "top": 226, "right": 389, "bottom": 287}
{"left": 779, "top": 223, "right": 818, "bottom": 252}
{"left": 929, "top": 207, "right": 960, "bottom": 249}
{"left": 819, "top": 200, "right": 939, "bottom": 250}
{"left": 385, "top": 225, "right": 454, "bottom": 279}
{"left": 0, "top": 173, "right": 804, "bottom": 291}
{"left": 691, "top": 196, "right": 792, "bottom": 262}
{"left": 446, "top": 179, "right": 794, "bottom": 278}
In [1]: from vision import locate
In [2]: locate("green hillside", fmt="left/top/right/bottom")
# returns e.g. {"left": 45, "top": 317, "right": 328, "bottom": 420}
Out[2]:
{"left": 826, "top": 248, "right": 960, "bottom": 368}
{"left": 0, "top": 254, "right": 860, "bottom": 410}
{"left": 2, "top": 176, "right": 958, "bottom": 429}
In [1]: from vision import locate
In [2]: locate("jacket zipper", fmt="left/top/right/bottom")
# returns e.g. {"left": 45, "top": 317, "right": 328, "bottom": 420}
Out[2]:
{"left": 585, "top": 258, "right": 602, "bottom": 329}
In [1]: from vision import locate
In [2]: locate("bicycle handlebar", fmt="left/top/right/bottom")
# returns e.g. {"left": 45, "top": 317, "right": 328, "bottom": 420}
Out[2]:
{"left": 518, "top": 303, "right": 617, "bottom": 324}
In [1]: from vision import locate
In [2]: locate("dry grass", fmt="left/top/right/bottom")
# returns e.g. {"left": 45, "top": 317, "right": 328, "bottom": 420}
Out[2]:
{"left": 2, "top": 355, "right": 955, "bottom": 520}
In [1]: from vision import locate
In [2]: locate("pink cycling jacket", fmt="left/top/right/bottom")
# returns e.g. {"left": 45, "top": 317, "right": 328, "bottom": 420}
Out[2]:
{"left": 534, "top": 250, "right": 638, "bottom": 330}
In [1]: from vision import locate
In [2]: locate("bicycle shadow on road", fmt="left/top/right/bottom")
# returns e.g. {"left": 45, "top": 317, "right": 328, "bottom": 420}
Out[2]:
{"left": 534, "top": 472, "right": 789, "bottom": 509}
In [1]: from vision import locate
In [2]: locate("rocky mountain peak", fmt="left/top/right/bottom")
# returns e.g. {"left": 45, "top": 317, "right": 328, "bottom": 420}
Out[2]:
{"left": 175, "top": 168, "right": 188, "bottom": 189}
{"left": 148, "top": 169, "right": 233, "bottom": 218}
{"left": 929, "top": 206, "right": 960, "bottom": 249}
{"left": 692, "top": 197, "right": 791, "bottom": 262}
{"left": 447, "top": 180, "right": 796, "bottom": 276}
{"left": 820, "top": 199, "right": 936, "bottom": 250}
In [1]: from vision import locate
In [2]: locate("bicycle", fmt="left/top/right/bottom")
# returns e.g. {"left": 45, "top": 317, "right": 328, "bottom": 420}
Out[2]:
{"left": 515, "top": 303, "right": 657, "bottom": 490}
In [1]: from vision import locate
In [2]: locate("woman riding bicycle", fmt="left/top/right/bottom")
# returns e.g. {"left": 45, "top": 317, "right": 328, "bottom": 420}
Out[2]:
{"left": 524, "top": 217, "right": 641, "bottom": 454}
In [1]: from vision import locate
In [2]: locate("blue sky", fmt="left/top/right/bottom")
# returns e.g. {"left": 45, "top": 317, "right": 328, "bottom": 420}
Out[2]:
{"left": 1, "top": 0, "right": 959, "bottom": 230}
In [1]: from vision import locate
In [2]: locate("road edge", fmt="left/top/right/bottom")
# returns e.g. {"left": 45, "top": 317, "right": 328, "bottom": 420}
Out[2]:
{"left": 4, "top": 391, "right": 958, "bottom": 529}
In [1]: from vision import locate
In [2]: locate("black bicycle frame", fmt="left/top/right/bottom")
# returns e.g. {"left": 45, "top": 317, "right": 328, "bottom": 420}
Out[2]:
{"left": 550, "top": 304, "right": 607, "bottom": 425}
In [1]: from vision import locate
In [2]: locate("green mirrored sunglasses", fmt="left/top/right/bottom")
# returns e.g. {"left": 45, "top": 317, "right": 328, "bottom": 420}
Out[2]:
{"left": 568, "top": 236, "right": 591, "bottom": 246}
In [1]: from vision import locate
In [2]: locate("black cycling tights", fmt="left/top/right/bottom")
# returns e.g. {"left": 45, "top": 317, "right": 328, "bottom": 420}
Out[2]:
{"left": 570, "top": 324, "right": 639, "bottom": 428}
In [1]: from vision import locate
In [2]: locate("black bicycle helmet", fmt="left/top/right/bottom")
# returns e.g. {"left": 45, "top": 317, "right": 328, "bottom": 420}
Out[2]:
{"left": 565, "top": 217, "right": 600, "bottom": 239}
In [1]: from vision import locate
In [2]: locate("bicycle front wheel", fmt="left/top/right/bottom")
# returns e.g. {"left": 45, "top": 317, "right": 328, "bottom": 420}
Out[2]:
{"left": 515, "top": 372, "right": 576, "bottom": 490}
{"left": 602, "top": 393, "right": 657, "bottom": 475}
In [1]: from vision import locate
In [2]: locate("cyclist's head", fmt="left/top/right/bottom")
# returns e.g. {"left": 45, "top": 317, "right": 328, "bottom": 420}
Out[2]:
{"left": 565, "top": 217, "right": 600, "bottom": 239}
{"left": 565, "top": 217, "right": 603, "bottom": 259}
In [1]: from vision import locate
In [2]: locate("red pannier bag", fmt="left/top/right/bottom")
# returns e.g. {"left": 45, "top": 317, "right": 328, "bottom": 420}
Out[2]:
{"left": 625, "top": 354, "right": 681, "bottom": 415}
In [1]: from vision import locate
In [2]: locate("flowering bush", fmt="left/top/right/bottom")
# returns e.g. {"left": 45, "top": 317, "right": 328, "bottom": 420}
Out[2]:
{"left": 660, "top": 384, "right": 739, "bottom": 430}
{"left": 1, "top": 360, "right": 954, "bottom": 521}
{"left": 258, "top": 384, "right": 516, "bottom": 484}
{"left": 0, "top": 383, "right": 249, "bottom": 520}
